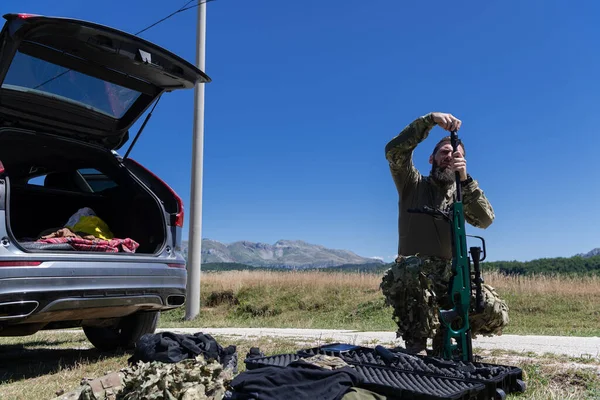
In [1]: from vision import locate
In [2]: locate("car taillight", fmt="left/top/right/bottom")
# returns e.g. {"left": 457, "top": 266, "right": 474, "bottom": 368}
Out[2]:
{"left": 0, "top": 261, "right": 42, "bottom": 267}
{"left": 127, "top": 159, "right": 185, "bottom": 228}
{"left": 174, "top": 195, "right": 184, "bottom": 228}
{"left": 165, "top": 187, "right": 185, "bottom": 228}
{"left": 16, "top": 13, "right": 40, "bottom": 19}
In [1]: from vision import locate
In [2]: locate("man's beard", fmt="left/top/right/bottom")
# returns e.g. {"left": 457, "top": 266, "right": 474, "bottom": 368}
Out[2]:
{"left": 431, "top": 161, "right": 455, "bottom": 185}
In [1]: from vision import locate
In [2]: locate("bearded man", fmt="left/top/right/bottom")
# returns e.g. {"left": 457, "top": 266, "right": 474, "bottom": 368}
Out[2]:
{"left": 380, "top": 112, "right": 509, "bottom": 356}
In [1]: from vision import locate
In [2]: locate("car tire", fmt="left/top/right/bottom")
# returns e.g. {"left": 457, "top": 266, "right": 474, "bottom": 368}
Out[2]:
{"left": 83, "top": 311, "right": 159, "bottom": 351}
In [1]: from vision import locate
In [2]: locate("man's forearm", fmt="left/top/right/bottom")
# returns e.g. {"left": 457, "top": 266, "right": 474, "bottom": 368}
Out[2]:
{"left": 462, "top": 179, "right": 495, "bottom": 229}
{"left": 385, "top": 113, "right": 436, "bottom": 192}
{"left": 385, "top": 113, "right": 436, "bottom": 163}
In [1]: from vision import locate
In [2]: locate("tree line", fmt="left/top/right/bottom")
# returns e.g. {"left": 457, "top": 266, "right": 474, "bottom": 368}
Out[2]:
{"left": 481, "top": 255, "right": 600, "bottom": 276}
{"left": 196, "top": 255, "right": 600, "bottom": 276}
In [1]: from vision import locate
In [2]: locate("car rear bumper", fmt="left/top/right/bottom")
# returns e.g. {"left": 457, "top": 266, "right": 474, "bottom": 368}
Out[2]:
{"left": 0, "top": 260, "right": 187, "bottom": 328}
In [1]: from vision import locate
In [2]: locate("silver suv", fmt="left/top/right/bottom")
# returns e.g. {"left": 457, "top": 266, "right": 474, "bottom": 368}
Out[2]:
{"left": 0, "top": 13, "right": 209, "bottom": 350}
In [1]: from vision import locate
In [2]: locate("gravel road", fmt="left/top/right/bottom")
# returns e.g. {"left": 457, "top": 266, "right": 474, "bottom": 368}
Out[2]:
{"left": 157, "top": 327, "right": 600, "bottom": 359}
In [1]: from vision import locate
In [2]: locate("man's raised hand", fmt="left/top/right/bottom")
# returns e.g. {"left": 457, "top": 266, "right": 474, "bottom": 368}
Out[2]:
{"left": 431, "top": 112, "right": 461, "bottom": 132}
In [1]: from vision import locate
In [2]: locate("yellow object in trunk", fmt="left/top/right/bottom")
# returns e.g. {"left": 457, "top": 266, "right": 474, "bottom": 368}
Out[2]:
{"left": 70, "top": 216, "right": 114, "bottom": 240}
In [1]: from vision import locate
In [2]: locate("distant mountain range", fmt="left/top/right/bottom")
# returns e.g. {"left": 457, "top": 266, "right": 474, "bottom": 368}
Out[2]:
{"left": 181, "top": 239, "right": 384, "bottom": 269}
{"left": 179, "top": 238, "right": 600, "bottom": 275}
{"left": 577, "top": 248, "right": 600, "bottom": 258}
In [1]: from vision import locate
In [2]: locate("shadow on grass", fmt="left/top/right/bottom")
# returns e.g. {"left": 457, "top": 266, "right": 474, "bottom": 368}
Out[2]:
{"left": 0, "top": 343, "right": 130, "bottom": 384}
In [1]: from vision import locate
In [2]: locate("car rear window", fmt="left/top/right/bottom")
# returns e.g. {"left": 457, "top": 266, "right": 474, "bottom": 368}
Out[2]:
{"left": 27, "top": 168, "right": 118, "bottom": 193}
{"left": 78, "top": 168, "right": 118, "bottom": 191}
{"left": 2, "top": 50, "right": 142, "bottom": 118}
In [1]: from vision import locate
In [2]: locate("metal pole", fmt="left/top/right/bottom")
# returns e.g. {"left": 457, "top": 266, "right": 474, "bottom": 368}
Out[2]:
{"left": 185, "top": 0, "right": 206, "bottom": 320}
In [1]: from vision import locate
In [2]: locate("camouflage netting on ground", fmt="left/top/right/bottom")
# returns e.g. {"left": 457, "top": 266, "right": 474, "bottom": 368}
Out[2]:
{"left": 73, "top": 354, "right": 235, "bottom": 400}
{"left": 64, "top": 354, "right": 352, "bottom": 400}
{"left": 118, "top": 354, "right": 234, "bottom": 400}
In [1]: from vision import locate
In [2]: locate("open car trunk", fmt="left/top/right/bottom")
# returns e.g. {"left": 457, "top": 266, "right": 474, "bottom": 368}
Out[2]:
{"left": 1, "top": 128, "right": 167, "bottom": 255}
{"left": 0, "top": 14, "right": 202, "bottom": 256}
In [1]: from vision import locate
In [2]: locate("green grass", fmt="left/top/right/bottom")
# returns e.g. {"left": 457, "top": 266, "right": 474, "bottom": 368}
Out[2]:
{"left": 158, "top": 270, "right": 600, "bottom": 337}
{"left": 0, "top": 332, "right": 301, "bottom": 400}
{"left": 501, "top": 291, "right": 600, "bottom": 336}
{"left": 510, "top": 362, "right": 600, "bottom": 399}
{"left": 2, "top": 332, "right": 599, "bottom": 400}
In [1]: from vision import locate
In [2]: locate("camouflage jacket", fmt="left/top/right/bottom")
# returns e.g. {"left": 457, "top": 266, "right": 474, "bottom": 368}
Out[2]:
{"left": 385, "top": 113, "right": 495, "bottom": 260}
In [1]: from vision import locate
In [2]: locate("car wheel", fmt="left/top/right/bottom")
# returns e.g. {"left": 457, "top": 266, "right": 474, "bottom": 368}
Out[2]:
{"left": 83, "top": 311, "right": 159, "bottom": 351}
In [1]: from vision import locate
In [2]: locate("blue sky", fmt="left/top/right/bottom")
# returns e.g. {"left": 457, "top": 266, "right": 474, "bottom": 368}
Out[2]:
{"left": 3, "top": 0, "right": 600, "bottom": 262}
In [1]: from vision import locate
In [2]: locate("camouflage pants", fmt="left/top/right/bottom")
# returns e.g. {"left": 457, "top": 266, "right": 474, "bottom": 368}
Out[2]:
{"left": 380, "top": 255, "right": 509, "bottom": 353}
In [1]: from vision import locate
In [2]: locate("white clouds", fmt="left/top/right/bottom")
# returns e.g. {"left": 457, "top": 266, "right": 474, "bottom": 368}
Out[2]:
{"left": 370, "top": 255, "right": 398, "bottom": 262}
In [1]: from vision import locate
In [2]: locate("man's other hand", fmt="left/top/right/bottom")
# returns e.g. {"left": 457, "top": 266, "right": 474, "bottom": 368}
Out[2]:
{"left": 451, "top": 151, "right": 468, "bottom": 181}
{"left": 431, "top": 112, "right": 461, "bottom": 132}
